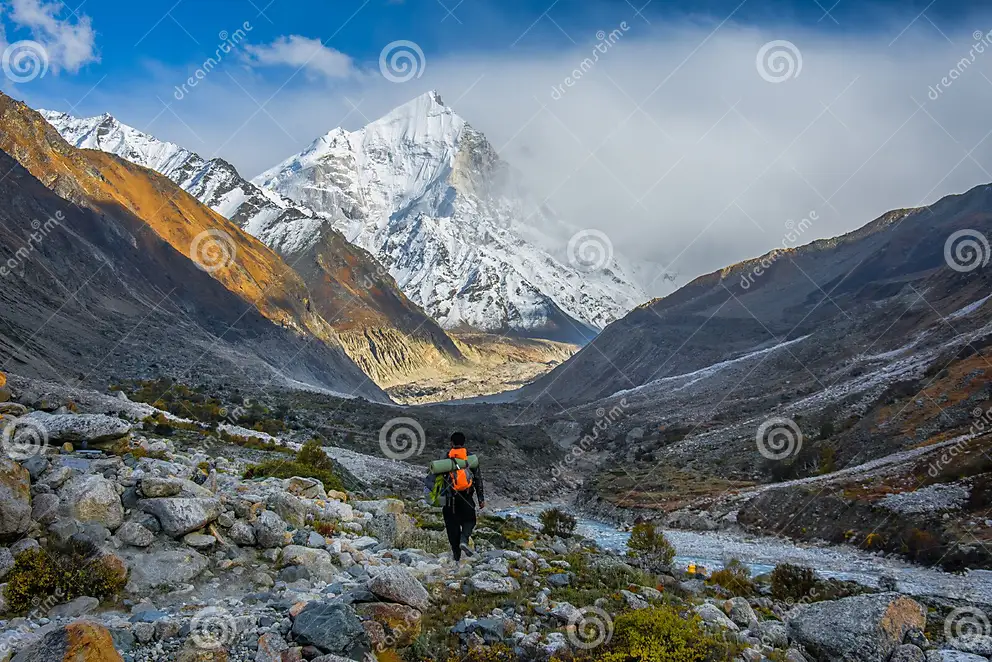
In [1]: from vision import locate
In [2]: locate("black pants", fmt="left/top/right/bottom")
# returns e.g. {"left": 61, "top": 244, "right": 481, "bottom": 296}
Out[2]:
{"left": 442, "top": 496, "right": 476, "bottom": 560}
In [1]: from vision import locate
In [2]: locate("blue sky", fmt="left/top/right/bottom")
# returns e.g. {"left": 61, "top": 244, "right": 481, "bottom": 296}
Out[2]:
{"left": 4, "top": 0, "right": 992, "bottom": 292}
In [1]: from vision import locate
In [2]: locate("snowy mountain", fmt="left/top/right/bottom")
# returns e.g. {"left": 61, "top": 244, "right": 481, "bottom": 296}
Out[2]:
{"left": 253, "top": 91, "right": 647, "bottom": 343}
{"left": 38, "top": 109, "right": 328, "bottom": 256}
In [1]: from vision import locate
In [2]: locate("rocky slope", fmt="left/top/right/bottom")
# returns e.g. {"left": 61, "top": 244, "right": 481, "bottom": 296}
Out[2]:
{"left": 253, "top": 91, "right": 646, "bottom": 343}
{"left": 38, "top": 107, "right": 470, "bottom": 390}
{"left": 0, "top": 94, "right": 385, "bottom": 400}
{"left": 0, "top": 375, "right": 988, "bottom": 662}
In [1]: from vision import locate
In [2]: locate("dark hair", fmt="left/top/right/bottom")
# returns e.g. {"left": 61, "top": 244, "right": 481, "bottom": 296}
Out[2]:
{"left": 450, "top": 431, "right": 466, "bottom": 447}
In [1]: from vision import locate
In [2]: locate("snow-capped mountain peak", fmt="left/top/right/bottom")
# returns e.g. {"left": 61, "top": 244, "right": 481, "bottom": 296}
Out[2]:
{"left": 252, "top": 91, "right": 646, "bottom": 341}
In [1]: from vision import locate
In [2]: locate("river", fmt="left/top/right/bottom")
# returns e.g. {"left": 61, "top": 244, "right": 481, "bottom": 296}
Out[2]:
{"left": 501, "top": 503, "right": 992, "bottom": 606}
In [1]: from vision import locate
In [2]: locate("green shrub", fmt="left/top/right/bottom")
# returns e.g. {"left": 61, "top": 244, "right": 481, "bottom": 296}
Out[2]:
{"left": 3, "top": 546, "right": 126, "bottom": 613}
{"left": 770, "top": 563, "right": 818, "bottom": 602}
{"left": 706, "top": 559, "right": 756, "bottom": 596}
{"left": 627, "top": 521, "right": 676, "bottom": 569}
{"left": 597, "top": 606, "right": 742, "bottom": 662}
{"left": 244, "top": 439, "right": 344, "bottom": 492}
{"left": 539, "top": 508, "right": 577, "bottom": 538}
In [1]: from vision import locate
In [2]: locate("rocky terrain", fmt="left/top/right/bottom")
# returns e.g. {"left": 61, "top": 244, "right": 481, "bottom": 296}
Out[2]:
{"left": 4, "top": 373, "right": 992, "bottom": 662}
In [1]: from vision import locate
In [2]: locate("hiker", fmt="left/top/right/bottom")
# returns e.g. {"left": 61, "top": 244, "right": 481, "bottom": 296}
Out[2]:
{"left": 438, "top": 431, "right": 485, "bottom": 561}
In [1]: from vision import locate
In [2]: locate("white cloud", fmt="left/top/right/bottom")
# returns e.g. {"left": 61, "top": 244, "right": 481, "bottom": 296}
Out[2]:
{"left": 243, "top": 35, "right": 356, "bottom": 79}
{"left": 6, "top": 0, "right": 98, "bottom": 73}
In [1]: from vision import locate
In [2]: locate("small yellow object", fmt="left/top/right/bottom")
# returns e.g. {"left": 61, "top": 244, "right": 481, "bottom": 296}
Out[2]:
{"left": 688, "top": 562, "right": 696, "bottom": 574}
{"left": 0, "top": 372, "right": 6, "bottom": 388}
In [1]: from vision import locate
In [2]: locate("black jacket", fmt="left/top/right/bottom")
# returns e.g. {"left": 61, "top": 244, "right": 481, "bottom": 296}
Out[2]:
{"left": 437, "top": 449, "right": 485, "bottom": 509}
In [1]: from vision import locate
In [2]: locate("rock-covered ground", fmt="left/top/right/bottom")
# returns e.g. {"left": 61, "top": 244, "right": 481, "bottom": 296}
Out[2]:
{"left": 3, "top": 376, "right": 992, "bottom": 662}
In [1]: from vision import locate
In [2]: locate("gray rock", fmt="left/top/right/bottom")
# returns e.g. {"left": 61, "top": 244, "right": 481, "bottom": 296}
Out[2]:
{"left": 10, "top": 537, "right": 39, "bottom": 556}
{"left": 695, "top": 602, "right": 739, "bottom": 630}
{"left": 351, "top": 499, "right": 404, "bottom": 516}
{"left": 123, "top": 548, "right": 208, "bottom": 590}
{"left": 58, "top": 474, "right": 124, "bottom": 530}
{"left": 253, "top": 510, "right": 287, "bottom": 549}
{"left": 755, "top": 620, "right": 789, "bottom": 648}
{"left": 217, "top": 511, "right": 235, "bottom": 528}
{"left": 182, "top": 533, "right": 216, "bottom": 550}
{"left": 134, "top": 621, "right": 155, "bottom": 643}
{"left": 48, "top": 596, "right": 99, "bottom": 620}
{"left": 364, "top": 512, "right": 414, "bottom": 546}
{"left": 137, "top": 498, "right": 222, "bottom": 537}
{"left": 0, "top": 456, "right": 31, "bottom": 539}
{"left": 925, "top": 652, "right": 989, "bottom": 662}
{"left": 21, "top": 455, "right": 49, "bottom": 481}
{"left": 268, "top": 491, "right": 310, "bottom": 529}
{"left": 725, "top": 597, "right": 758, "bottom": 628}
{"left": 281, "top": 545, "right": 336, "bottom": 582}
{"left": 38, "top": 465, "right": 71, "bottom": 489}
{"left": 139, "top": 477, "right": 181, "bottom": 498}
{"left": 948, "top": 634, "right": 992, "bottom": 656}
{"left": 15, "top": 411, "right": 132, "bottom": 444}
{"left": 0, "top": 547, "right": 13, "bottom": 580}
{"left": 291, "top": 602, "right": 370, "bottom": 658}
{"left": 467, "top": 571, "right": 520, "bottom": 595}
{"left": 547, "top": 573, "right": 572, "bottom": 587}
{"left": 787, "top": 593, "right": 926, "bottom": 662}
{"left": 620, "top": 590, "right": 650, "bottom": 610}
{"left": 30, "top": 492, "right": 59, "bottom": 525}
{"left": 115, "top": 521, "right": 155, "bottom": 547}
{"left": 368, "top": 565, "right": 430, "bottom": 611}
{"left": 229, "top": 520, "right": 256, "bottom": 546}
{"left": 154, "top": 619, "right": 181, "bottom": 641}
{"left": 306, "top": 531, "right": 326, "bottom": 549}
{"left": 889, "top": 644, "right": 926, "bottom": 662}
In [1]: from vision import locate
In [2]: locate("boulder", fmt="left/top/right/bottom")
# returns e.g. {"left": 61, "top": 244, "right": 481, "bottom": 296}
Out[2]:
{"left": 253, "top": 510, "right": 287, "bottom": 549}
{"left": 889, "top": 645, "right": 926, "bottom": 662}
{"left": 368, "top": 566, "right": 430, "bottom": 611}
{"left": 755, "top": 620, "right": 789, "bottom": 648}
{"left": 137, "top": 498, "right": 222, "bottom": 537}
{"left": 13, "top": 411, "right": 131, "bottom": 445}
{"left": 0, "top": 455, "right": 31, "bottom": 539}
{"left": 364, "top": 512, "right": 414, "bottom": 546}
{"left": 256, "top": 632, "right": 288, "bottom": 662}
{"left": 320, "top": 500, "right": 354, "bottom": 522}
{"left": 925, "top": 653, "right": 989, "bottom": 662}
{"left": 352, "top": 499, "right": 404, "bottom": 516}
{"left": 30, "top": 492, "right": 59, "bottom": 525}
{"left": 290, "top": 602, "right": 370, "bottom": 658}
{"left": 48, "top": 596, "right": 99, "bottom": 620}
{"left": 115, "top": 521, "right": 155, "bottom": 547}
{"left": 724, "top": 597, "right": 758, "bottom": 628}
{"left": 355, "top": 602, "right": 422, "bottom": 647}
{"left": 466, "top": 571, "right": 520, "bottom": 595}
{"left": 123, "top": 548, "right": 209, "bottom": 591}
{"left": 267, "top": 492, "right": 310, "bottom": 529}
{"left": 139, "top": 477, "right": 182, "bottom": 498}
{"left": 280, "top": 546, "right": 337, "bottom": 582}
{"left": 0, "top": 546, "right": 14, "bottom": 580}
{"left": 59, "top": 474, "right": 124, "bottom": 530}
{"left": 695, "top": 603, "right": 738, "bottom": 630}
{"left": 286, "top": 477, "right": 326, "bottom": 500}
{"left": 11, "top": 621, "right": 124, "bottom": 662}
{"left": 228, "top": 520, "right": 256, "bottom": 547}
{"left": 787, "top": 593, "right": 926, "bottom": 662}
{"left": 183, "top": 533, "right": 216, "bottom": 550}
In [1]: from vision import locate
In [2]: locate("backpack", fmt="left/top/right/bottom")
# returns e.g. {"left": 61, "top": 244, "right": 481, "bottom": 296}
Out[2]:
{"left": 448, "top": 449, "right": 474, "bottom": 493}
